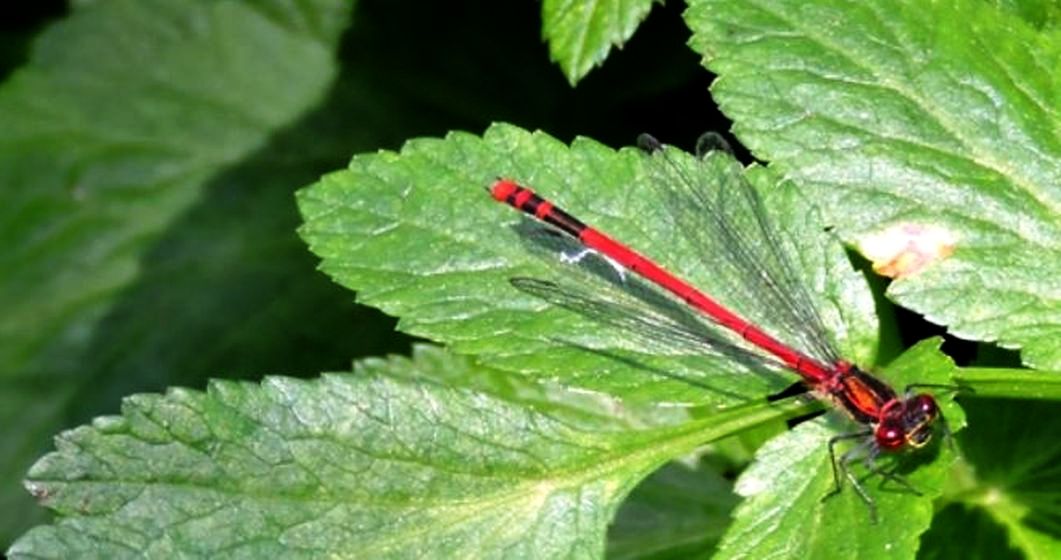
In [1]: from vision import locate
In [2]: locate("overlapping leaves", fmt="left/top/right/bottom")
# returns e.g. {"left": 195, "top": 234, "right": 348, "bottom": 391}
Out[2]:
{"left": 0, "top": 0, "right": 354, "bottom": 543}
{"left": 687, "top": 0, "right": 1061, "bottom": 369}
{"left": 8, "top": 346, "right": 805, "bottom": 559}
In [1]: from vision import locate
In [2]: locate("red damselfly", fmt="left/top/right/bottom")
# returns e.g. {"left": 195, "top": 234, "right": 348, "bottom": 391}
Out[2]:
{"left": 489, "top": 133, "right": 950, "bottom": 521}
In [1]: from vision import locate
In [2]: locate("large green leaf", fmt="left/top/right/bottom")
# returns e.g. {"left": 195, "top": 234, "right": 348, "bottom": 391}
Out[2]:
{"left": 298, "top": 123, "right": 877, "bottom": 407}
{"left": 542, "top": 0, "right": 659, "bottom": 85}
{"left": 686, "top": 0, "right": 1061, "bottom": 369}
{"left": 0, "top": 0, "right": 354, "bottom": 543}
{"left": 0, "top": 0, "right": 345, "bottom": 370}
{"left": 297, "top": 124, "right": 979, "bottom": 555}
{"left": 7, "top": 346, "right": 800, "bottom": 559}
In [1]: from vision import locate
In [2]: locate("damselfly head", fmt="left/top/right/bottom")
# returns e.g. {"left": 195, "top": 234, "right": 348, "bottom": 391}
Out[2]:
{"left": 876, "top": 394, "right": 939, "bottom": 450}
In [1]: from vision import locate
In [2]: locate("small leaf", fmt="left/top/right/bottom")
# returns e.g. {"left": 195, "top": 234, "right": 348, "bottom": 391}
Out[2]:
{"left": 686, "top": 0, "right": 1061, "bottom": 369}
{"left": 7, "top": 346, "right": 799, "bottom": 558}
{"left": 542, "top": 0, "right": 658, "bottom": 85}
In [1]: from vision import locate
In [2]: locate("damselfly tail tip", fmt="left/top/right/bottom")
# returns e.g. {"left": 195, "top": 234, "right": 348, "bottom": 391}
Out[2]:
{"left": 489, "top": 178, "right": 519, "bottom": 202}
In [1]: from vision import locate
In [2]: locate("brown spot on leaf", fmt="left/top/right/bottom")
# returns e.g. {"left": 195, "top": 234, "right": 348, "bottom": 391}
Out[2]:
{"left": 859, "top": 223, "right": 956, "bottom": 278}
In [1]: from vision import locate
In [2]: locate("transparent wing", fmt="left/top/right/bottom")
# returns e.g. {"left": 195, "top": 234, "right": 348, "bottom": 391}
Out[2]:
{"left": 509, "top": 226, "right": 788, "bottom": 380}
{"left": 636, "top": 134, "right": 842, "bottom": 366}
{"left": 511, "top": 277, "right": 783, "bottom": 375}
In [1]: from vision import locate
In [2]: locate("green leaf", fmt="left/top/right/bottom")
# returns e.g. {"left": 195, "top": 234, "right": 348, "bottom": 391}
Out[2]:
{"left": 298, "top": 123, "right": 877, "bottom": 406}
{"left": 955, "top": 367, "right": 1061, "bottom": 399}
{"left": 297, "top": 124, "right": 984, "bottom": 555}
{"left": 542, "top": 0, "right": 658, "bottom": 85}
{"left": 991, "top": 0, "right": 1061, "bottom": 29}
{"left": 607, "top": 459, "right": 737, "bottom": 559}
{"left": 7, "top": 346, "right": 803, "bottom": 559}
{"left": 0, "top": 0, "right": 354, "bottom": 543}
{"left": 715, "top": 340, "right": 965, "bottom": 559}
{"left": 931, "top": 398, "right": 1061, "bottom": 560}
{"left": 686, "top": 0, "right": 1061, "bottom": 369}
{"left": 920, "top": 504, "right": 1023, "bottom": 560}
